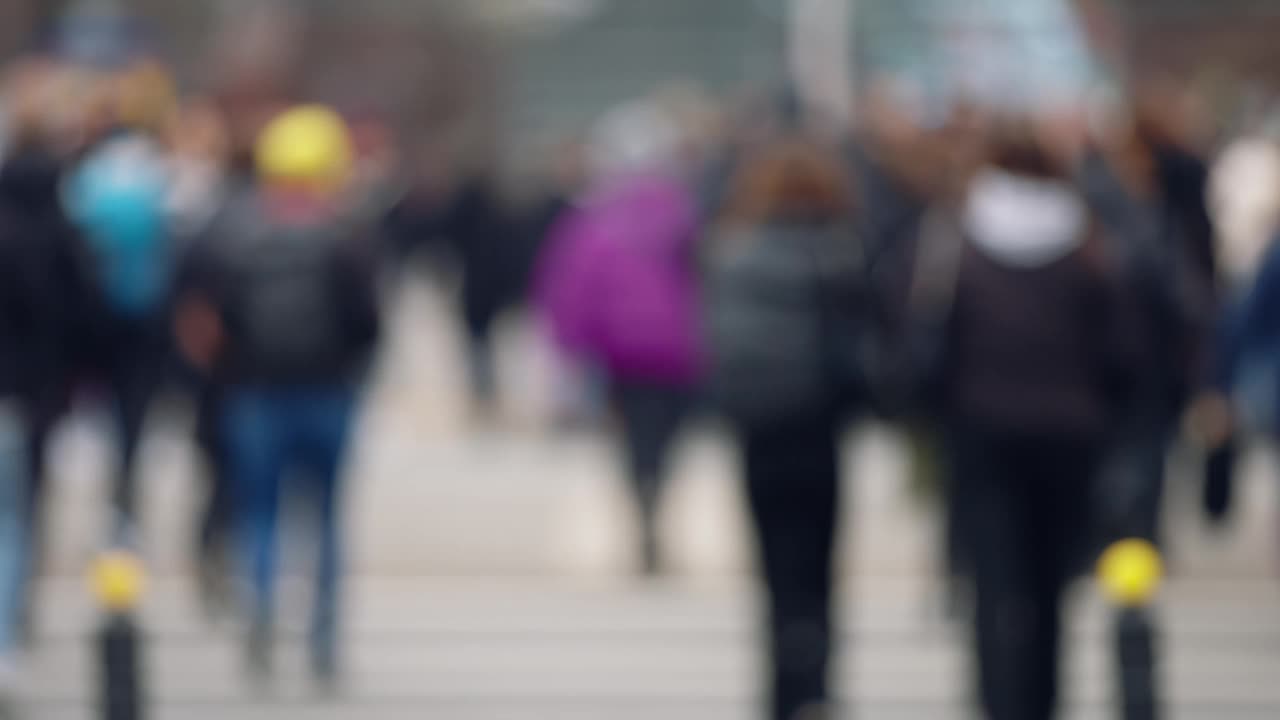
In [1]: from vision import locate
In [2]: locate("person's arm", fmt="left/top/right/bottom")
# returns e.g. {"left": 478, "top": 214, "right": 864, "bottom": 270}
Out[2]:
{"left": 50, "top": 218, "right": 106, "bottom": 376}
{"left": 172, "top": 235, "right": 226, "bottom": 373}
{"left": 1188, "top": 238, "right": 1280, "bottom": 447}
{"left": 1166, "top": 149, "right": 1218, "bottom": 286}
{"left": 1232, "top": 239, "right": 1280, "bottom": 371}
{"left": 1089, "top": 234, "right": 1141, "bottom": 421}
{"left": 335, "top": 230, "right": 383, "bottom": 358}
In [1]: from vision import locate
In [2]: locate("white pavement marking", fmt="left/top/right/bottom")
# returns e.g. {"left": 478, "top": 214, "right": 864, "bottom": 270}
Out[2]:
{"left": 23, "top": 278, "right": 1280, "bottom": 717}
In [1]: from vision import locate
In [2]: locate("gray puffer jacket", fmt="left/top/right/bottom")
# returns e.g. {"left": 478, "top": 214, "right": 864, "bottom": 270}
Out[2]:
{"left": 705, "top": 219, "right": 867, "bottom": 427}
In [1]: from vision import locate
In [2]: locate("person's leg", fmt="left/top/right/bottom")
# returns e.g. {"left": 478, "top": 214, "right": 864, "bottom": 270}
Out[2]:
{"left": 742, "top": 416, "right": 841, "bottom": 720}
{"left": 0, "top": 403, "right": 28, "bottom": 670}
{"left": 614, "top": 383, "right": 690, "bottom": 574}
{"left": 17, "top": 389, "right": 60, "bottom": 645}
{"left": 463, "top": 299, "right": 499, "bottom": 415}
{"left": 109, "top": 324, "right": 165, "bottom": 534}
{"left": 1125, "top": 416, "right": 1170, "bottom": 547}
{"left": 964, "top": 430, "right": 1044, "bottom": 720}
{"left": 195, "top": 384, "right": 234, "bottom": 611}
{"left": 1203, "top": 438, "right": 1236, "bottom": 524}
{"left": 550, "top": 356, "right": 606, "bottom": 431}
{"left": 295, "top": 386, "right": 357, "bottom": 680}
{"left": 1026, "top": 436, "right": 1099, "bottom": 719}
{"left": 941, "top": 427, "right": 974, "bottom": 619}
{"left": 223, "top": 389, "right": 285, "bottom": 672}
{"left": 21, "top": 390, "right": 56, "bottom": 537}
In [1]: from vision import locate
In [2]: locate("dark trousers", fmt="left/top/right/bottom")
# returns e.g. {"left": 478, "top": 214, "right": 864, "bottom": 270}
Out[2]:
{"left": 22, "top": 385, "right": 65, "bottom": 524}
{"left": 1129, "top": 419, "right": 1172, "bottom": 545}
{"left": 614, "top": 382, "right": 691, "bottom": 568}
{"left": 1203, "top": 439, "right": 1235, "bottom": 523}
{"left": 741, "top": 414, "right": 841, "bottom": 720}
{"left": 194, "top": 384, "right": 232, "bottom": 568}
{"left": 1104, "top": 413, "right": 1173, "bottom": 546}
{"left": 951, "top": 425, "right": 1098, "bottom": 720}
{"left": 18, "top": 383, "right": 69, "bottom": 629}
{"left": 101, "top": 316, "right": 167, "bottom": 527}
{"left": 462, "top": 291, "right": 501, "bottom": 410}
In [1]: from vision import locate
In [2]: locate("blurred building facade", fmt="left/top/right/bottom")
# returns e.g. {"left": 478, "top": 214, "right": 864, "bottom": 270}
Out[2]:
{"left": 6, "top": 0, "right": 1280, "bottom": 163}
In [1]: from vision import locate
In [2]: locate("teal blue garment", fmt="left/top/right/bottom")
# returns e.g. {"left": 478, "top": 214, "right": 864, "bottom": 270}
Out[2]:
{"left": 859, "top": 0, "right": 1101, "bottom": 112}
{"left": 66, "top": 135, "right": 171, "bottom": 317}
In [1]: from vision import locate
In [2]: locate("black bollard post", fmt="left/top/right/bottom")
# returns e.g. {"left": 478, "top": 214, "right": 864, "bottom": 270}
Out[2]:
{"left": 98, "top": 613, "right": 144, "bottom": 720}
{"left": 1116, "top": 607, "right": 1158, "bottom": 720}
{"left": 92, "top": 552, "right": 146, "bottom": 720}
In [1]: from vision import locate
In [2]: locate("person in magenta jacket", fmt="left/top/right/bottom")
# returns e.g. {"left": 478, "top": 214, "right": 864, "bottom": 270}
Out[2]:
{"left": 536, "top": 101, "right": 704, "bottom": 574}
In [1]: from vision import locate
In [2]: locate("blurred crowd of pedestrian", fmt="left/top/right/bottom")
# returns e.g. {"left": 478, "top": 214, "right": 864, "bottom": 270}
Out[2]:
{"left": 3, "top": 27, "right": 1280, "bottom": 720}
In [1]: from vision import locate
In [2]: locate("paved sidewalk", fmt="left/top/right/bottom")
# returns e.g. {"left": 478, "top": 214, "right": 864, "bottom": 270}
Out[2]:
{"left": 20, "top": 278, "right": 1280, "bottom": 718}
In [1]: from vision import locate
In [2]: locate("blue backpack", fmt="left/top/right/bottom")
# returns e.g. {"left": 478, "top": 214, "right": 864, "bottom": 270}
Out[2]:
{"left": 66, "top": 135, "right": 171, "bottom": 317}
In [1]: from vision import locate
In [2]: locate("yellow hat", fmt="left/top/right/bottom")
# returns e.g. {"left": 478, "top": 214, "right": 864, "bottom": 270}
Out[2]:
{"left": 1097, "top": 539, "right": 1164, "bottom": 607}
{"left": 255, "top": 105, "right": 353, "bottom": 190}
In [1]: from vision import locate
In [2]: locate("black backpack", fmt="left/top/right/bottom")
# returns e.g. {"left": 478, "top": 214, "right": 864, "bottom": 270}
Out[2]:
{"left": 215, "top": 197, "right": 375, "bottom": 380}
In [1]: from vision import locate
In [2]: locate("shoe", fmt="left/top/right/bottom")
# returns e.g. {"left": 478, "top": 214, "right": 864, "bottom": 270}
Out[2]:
{"left": 639, "top": 531, "right": 663, "bottom": 578}
{"left": 792, "top": 702, "right": 833, "bottom": 720}
{"left": 196, "top": 560, "right": 232, "bottom": 623}
{"left": 245, "top": 621, "right": 274, "bottom": 689}
{"left": 309, "top": 632, "right": 341, "bottom": 691}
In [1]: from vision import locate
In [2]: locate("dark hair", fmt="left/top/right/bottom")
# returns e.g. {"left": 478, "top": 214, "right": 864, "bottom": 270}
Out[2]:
{"left": 723, "top": 136, "right": 854, "bottom": 224}
{"left": 983, "top": 116, "right": 1066, "bottom": 180}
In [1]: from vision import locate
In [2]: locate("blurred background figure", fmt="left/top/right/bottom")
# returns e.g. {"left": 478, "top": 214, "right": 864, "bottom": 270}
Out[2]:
{"left": 1080, "top": 85, "right": 1218, "bottom": 549}
{"left": 168, "top": 98, "right": 232, "bottom": 236}
{"left": 167, "top": 98, "right": 236, "bottom": 611}
{"left": 517, "top": 136, "right": 597, "bottom": 429}
{"left": 1214, "top": 169, "right": 1280, "bottom": 489}
{"left": 444, "top": 169, "right": 512, "bottom": 421}
{"left": 175, "top": 105, "right": 381, "bottom": 683}
{"left": 922, "top": 117, "right": 1136, "bottom": 720}
{"left": 1197, "top": 107, "right": 1280, "bottom": 523}
{"left": 4, "top": 2, "right": 1280, "bottom": 719}
{"left": 1205, "top": 103, "right": 1280, "bottom": 518}
{"left": 0, "top": 65, "right": 99, "bottom": 645}
{"left": 536, "top": 97, "right": 703, "bottom": 575}
{"left": 704, "top": 132, "right": 866, "bottom": 720}
{"left": 64, "top": 60, "right": 177, "bottom": 538}
{"left": 0, "top": 69, "right": 98, "bottom": 703}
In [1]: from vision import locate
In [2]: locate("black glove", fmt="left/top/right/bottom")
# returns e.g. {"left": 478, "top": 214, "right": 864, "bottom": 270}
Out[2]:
{"left": 1203, "top": 438, "right": 1237, "bottom": 526}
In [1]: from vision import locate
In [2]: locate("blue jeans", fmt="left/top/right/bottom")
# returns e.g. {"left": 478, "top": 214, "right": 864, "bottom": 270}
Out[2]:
{"left": 223, "top": 386, "right": 357, "bottom": 656}
{"left": 0, "top": 402, "right": 28, "bottom": 658}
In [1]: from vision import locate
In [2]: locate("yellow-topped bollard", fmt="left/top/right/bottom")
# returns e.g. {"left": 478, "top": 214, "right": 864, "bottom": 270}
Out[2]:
{"left": 91, "top": 551, "right": 146, "bottom": 613}
{"left": 1097, "top": 539, "right": 1163, "bottom": 608}
{"left": 91, "top": 550, "right": 148, "bottom": 720}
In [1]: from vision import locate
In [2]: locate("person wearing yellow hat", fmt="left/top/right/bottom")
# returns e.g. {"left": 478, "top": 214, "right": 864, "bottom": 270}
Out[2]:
{"left": 172, "top": 104, "right": 380, "bottom": 685}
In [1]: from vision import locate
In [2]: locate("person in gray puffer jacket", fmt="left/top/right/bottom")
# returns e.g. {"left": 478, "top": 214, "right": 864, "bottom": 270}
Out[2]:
{"left": 704, "top": 135, "right": 868, "bottom": 720}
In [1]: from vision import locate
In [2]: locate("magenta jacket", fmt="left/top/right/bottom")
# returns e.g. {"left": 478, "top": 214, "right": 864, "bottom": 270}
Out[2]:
{"left": 535, "top": 172, "right": 704, "bottom": 385}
